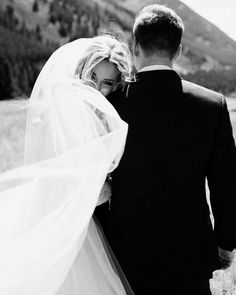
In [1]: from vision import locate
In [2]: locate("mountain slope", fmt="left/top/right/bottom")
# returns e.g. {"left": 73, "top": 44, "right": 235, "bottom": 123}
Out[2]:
{"left": 96, "top": 0, "right": 236, "bottom": 70}
{"left": 1, "top": 0, "right": 236, "bottom": 98}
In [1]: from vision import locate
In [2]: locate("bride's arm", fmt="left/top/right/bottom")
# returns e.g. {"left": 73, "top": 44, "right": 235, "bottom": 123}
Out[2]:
{"left": 218, "top": 247, "right": 235, "bottom": 269}
{"left": 97, "top": 174, "right": 112, "bottom": 206}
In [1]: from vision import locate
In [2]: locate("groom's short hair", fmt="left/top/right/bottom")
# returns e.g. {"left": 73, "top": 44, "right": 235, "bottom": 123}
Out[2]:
{"left": 133, "top": 4, "right": 184, "bottom": 59}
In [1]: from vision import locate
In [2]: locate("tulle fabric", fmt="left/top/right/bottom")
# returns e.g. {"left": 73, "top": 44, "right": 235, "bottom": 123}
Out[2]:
{"left": 0, "top": 38, "right": 132, "bottom": 294}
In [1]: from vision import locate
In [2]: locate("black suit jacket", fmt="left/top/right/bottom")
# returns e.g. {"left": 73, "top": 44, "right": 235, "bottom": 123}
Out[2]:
{"left": 105, "top": 70, "right": 236, "bottom": 290}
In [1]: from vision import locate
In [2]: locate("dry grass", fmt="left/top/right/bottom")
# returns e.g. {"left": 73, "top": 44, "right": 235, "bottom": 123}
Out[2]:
{"left": 0, "top": 98, "right": 236, "bottom": 293}
{"left": 0, "top": 100, "right": 27, "bottom": 172}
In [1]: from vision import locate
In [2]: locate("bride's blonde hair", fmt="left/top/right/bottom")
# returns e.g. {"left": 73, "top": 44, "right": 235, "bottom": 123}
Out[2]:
{"left": 74, "top": 35, "right": 132, "bottom": 90}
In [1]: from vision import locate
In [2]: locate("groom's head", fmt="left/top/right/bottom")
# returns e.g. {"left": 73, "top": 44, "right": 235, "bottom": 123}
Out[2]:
{"left": 133, "top": 4, "right": 184, "bottom": 69}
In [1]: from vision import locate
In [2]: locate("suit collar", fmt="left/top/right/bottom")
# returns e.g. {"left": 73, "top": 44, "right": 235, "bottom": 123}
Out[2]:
{"left": 135, "top": 69, "right": 181, "bottom": 82}
{"left": 139, "top": 65, "right": 172, "bottom": 72}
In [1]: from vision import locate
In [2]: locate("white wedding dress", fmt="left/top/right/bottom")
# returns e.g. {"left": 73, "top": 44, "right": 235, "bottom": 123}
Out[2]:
{"left": 0, "top": 39, "right": 133, "bottom": 294}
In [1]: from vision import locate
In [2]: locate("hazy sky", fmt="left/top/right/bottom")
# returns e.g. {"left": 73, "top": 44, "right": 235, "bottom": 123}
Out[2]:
{"left": 181, "top": 0, "right": 236, "bottom": 41}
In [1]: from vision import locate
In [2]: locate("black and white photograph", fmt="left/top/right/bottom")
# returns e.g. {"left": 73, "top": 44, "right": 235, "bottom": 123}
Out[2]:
{"left": 0, "top": 0, "right": 236, "bottom": 294}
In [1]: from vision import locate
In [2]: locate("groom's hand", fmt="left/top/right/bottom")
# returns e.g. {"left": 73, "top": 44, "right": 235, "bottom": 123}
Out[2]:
{"left": 218, "top": 247, "right": 235, "bottom": 269}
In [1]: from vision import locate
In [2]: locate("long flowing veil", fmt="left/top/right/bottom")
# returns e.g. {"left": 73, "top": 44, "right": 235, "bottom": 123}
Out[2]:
{"left": 0, "top": 38, "right": 132, "bottom": 294}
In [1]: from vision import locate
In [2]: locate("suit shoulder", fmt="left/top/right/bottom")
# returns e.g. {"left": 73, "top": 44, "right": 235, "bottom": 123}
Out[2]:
{"left": 181, "top": 79, "right": 224, "bottom": 108}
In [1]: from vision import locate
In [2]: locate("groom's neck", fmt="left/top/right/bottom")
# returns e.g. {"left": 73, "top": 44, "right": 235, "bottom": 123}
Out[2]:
{"left": 136, "top": 56, "right": 173, "bottom": 71}
{"left": 136, "top": 52, "right": 173, "bottom": 70}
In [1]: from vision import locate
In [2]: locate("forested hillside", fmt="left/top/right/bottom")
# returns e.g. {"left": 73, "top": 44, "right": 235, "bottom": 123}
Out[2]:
{"left": 0, "top": 0, "right": 132, "bottom": 99}
{"left": 0, "top": 0, "right": 236, "bottom": 99}
{"left": 0, "top": 4, "right": 56, "bottom": 99}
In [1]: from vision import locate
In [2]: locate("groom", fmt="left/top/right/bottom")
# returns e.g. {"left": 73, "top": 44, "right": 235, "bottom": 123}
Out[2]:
{"left": 105, "top": 4, "right": 236, "bottom": 295}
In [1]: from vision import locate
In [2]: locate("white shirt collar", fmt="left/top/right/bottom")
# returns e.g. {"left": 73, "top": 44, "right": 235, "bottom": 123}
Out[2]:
{"left": 139, "top": 65, "right": 172, "bottom": 72}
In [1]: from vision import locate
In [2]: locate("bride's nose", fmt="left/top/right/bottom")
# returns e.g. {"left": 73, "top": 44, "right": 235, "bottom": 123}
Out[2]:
{"left": 99, "top": 87, "right": 109, "bottom": 97}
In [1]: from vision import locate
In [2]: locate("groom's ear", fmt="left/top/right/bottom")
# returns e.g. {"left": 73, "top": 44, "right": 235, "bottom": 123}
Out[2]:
{"left": 132, "top": 39, "right": 140, "bottom": 57}
{"left": 174, "top": 44, "right": 182, "bottom": 62}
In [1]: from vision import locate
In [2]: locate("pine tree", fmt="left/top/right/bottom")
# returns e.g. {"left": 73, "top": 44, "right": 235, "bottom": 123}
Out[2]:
{"left": 36, "top": 25, "right": 42, "bottom": 41}
{"left": 32, "top": 0, "right": 39, "bottom": 13}
{"left": 0, "top": 57, "right": 13, "bottom": 99}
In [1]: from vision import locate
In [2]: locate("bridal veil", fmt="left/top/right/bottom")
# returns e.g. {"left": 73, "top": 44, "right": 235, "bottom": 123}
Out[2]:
{"left": 0, "top": 38, "right": 132, "bottom": 294}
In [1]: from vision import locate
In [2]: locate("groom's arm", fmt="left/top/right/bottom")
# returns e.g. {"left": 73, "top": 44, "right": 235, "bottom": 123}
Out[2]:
{"left": 207, "top": 97, "right": 236, "bottom": 251}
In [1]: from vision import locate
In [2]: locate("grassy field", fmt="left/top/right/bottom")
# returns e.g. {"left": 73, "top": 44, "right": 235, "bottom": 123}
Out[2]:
{"left": 0, "top": 100, "right": 27, "bottom": 172}
{"left": 0, "top": 99, "right": 236, "bottom": 294}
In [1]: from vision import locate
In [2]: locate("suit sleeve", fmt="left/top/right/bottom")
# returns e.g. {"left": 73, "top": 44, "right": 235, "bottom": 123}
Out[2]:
{"left": 207, "top": 97, "right": 236, "bottom": 251}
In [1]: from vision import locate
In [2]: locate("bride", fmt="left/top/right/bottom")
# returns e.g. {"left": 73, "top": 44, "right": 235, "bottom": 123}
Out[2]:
{"left": 0, "top": 35, "right": 134, "bottom": 294}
